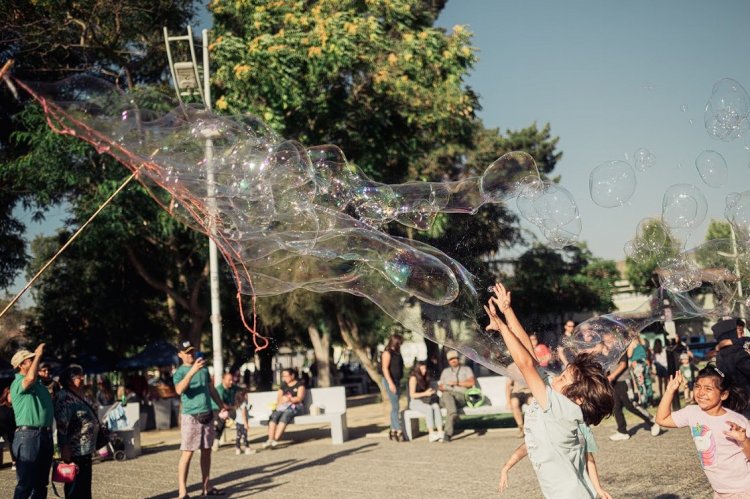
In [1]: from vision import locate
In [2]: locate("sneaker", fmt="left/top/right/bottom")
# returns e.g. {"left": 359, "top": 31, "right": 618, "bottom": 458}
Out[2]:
{"left": 262, "top": 439, "right": 273, "bottom": 449}
{"left": 212, "top": 441, "right": 220, "bottom": 451}
{"left": 235, "top": 448, "right": 241, "bottom": 455}
{"left": 441, "top": 435, "right": 452, "bottom": 443}
{"left": 270, "top": 440, "right": 278, "bottom": 448}
{"left": 245, "top": 447, "right": 257, "bottom": 455}
{"left": 428, "top": 433, "right": 440, "bottom": 443}
{"left": 609, "top": 431, "right": 630, "bottom": 441}
{"left": 651, "top": 424, "right": 661, "bottom": 436}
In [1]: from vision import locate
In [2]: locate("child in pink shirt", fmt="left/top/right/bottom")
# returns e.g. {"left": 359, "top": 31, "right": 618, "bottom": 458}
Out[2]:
{"left": 656, "top": 365, "right": 750, "bottom": 498}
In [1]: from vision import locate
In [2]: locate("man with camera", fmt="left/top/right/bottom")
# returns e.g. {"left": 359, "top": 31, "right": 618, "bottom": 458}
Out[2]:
{"left": 174, "top": 341, "right": 229, "bottom": 499}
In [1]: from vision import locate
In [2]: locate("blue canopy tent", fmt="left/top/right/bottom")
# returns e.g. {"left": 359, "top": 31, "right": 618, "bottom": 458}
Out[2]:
{"left": 117, "top": 340, "right": 179, "bottom": 370}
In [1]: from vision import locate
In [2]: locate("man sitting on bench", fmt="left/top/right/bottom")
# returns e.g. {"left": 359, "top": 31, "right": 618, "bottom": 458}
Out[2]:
{"left": 437, "top": 351, "right": 475, "bottom": 442}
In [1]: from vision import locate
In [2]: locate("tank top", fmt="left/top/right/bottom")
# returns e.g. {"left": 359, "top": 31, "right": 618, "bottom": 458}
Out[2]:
{"left": 384, "top": 350, "right": 404, "bottom": 383}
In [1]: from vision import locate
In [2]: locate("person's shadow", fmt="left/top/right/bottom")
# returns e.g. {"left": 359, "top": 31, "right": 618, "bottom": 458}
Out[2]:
{"left": 146, "top": 443, "right": 378, "bottom": 498}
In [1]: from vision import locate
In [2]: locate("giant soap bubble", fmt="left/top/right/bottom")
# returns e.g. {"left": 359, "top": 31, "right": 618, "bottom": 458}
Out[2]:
{"left": 589, "top": 160, "right": 636, "bottom": 208}
{"left": 14, "top": 74, "right": 589, "bottom": 374}
{"left": 704, "top": 78, "right": 750, "bottom": 142}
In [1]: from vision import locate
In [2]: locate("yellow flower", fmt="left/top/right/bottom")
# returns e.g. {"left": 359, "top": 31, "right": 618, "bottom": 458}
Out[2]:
{"left": 345, "top": 22, "right": 357, "bottom": 35}
{"left": 387, "top": 53, "right": 398, "bottom": 65}
{"left": 233, "top": 64, "right": 251, "bottom": 77}
{"left": 215, "top": 96, "right": 228, "bottom": 110}
{"left": 452, "top": 25, "right": 464, "bottom": 35}
{"left": 308, "top": 46, "right": 322, "bottom": 57}
{"left": 403, "top": 33, "right": 414, "bottom": 43}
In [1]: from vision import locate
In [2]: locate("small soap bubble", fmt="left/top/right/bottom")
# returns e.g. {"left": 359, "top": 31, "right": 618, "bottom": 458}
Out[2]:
{"left": 661, "top": 183, "right": 707, "bottom": 230}
{"left": 633, "top": 148, "right": 656, "bottom": 172}
{"left": 695, "top": 150, "right": 728, "bottom": 188}
{"left": 681, "top": 104, "right": 688, "bottom": 113}
{"left": 589, "top": 160, "right": 637, "bottom": 208}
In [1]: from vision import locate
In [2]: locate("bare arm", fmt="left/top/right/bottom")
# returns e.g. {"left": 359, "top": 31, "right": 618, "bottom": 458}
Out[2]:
{"left": 21, "top": 344, "right": 45, "bottom": 391}
{"left": 209, "top": 383, "right": 225, "bottom": 409}
{"left": 608, "top": 358, "right": 627, "bottom": 383}
{"left": 586, "top": 453, "right": 612, "bottom": 499}
{"left": 174, "top": 359, "right": 205, "bottom": 395}
{"left": 409, "top": 376, "right": 434, "bottom": 399}
{"left": 499, "top": 443, "right": 528, "bottom": 493}
{"left": 486, "top": 298, "right": 547, "bottom": 408}
{"left": 655, "top": 371, "right": 683, "bottom": 428}
{"left": 492, "top": 284, "right": 537, "bottom": 360}
{"left": 723, "top": 421, "right": 750, "bottom": 460}
{"left": 381, "top": 351, "right": 396, "bottom": 390}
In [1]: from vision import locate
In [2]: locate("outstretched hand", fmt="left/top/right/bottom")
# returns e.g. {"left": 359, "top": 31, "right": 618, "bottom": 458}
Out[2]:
{"left": 484, "top": 299, "right": 504, "bottom": 331}
{"left": 491, "top": 283, "right": 512, "bottom": 314}
{"left": 498, "top": 468, "right": 509, "bottom": 493}
{"left": 724, "top": 421, "right": 748, "bottom": 444}
{"left": 666, "top": 371, "right": 683, "bottom": 393}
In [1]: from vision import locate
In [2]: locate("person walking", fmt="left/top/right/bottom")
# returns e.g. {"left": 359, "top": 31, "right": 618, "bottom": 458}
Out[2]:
{"left": 608, "top": 350, "right": 660, "bottom": 441}
{"left": 211, "top": 372, "right": 237, "bottom": 451}
{"left": 10, "top": 344, "right": 54, "bottom": 499}
{"left": 54, "top": 364, "right": 99, "bottom": 499}
{"left": 173, "top": 341, "right": 228, "bottom": 499}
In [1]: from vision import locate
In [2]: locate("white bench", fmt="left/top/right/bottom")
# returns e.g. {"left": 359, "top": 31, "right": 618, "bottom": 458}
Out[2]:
{"left": 402, "top": 375, "right": 511, "bottom": 441}
{"left": 246, "top": 386, "right": 349, "bottom": 444}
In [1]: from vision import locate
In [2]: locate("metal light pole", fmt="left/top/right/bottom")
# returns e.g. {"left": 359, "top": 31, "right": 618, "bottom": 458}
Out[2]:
{"left": 164, "top": 27, "right": 224, "bottom": 376}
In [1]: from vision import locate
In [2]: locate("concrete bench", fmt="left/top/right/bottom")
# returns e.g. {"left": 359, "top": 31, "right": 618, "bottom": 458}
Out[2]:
{"left": 402, "top": 375, "right": 511, "bottom": 441}
{"left": 246, "top": 386, "right": 349, "bottom": 444}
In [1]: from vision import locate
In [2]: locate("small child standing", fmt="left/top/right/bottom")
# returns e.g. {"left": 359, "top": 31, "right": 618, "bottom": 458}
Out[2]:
{"left": 656, "top": 366, "right": 750, "bottom": 497}
{"left": 235, "top": 390, "right": 256, "bottom": 455}
{"left": 678, "top": 353, "right": 697, "bottom": 402}
{"left": 485, "top": 283, "right": 615, "bottom": 499}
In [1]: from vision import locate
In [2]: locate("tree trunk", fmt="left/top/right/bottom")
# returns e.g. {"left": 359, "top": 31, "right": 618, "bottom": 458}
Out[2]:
{"left": 307, "top": 324, "right": 331, "bottom": 387}
{"left": 336, "top": 312, "right": 388, "bottom": 412}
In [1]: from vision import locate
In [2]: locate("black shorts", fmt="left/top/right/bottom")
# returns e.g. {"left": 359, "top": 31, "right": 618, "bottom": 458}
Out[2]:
{"left": 510, "top": 392, "right": 531, "bottom": 406}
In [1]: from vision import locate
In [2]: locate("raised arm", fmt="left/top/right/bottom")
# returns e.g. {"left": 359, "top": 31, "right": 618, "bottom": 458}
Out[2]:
{"left": 21, "top": 344, "right": 45, "bottom": 392}
{"left": 485, "top": 297, "right": 547, "bottom": 408}
{"left": 492, "top": 284, "right": 537, "bottom": 360}
{"left": 655, "top": 371, "right": 683, "bottom": 428}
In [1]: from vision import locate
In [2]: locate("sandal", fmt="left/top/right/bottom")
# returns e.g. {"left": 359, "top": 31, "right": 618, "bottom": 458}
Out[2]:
{"left": 202, "top": 488, "right": 226, "bottom": 497}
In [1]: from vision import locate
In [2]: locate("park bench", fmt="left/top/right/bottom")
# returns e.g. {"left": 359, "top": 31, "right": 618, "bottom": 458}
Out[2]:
{"left": 401, "top": 375, "right": 511, "bottom": 441}
{"left": 246, "top": 385, "right": 349, "bottom": 444}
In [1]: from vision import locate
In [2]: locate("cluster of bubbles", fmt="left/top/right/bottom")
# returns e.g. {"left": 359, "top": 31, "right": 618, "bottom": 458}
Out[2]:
{"left": 589, "top": 148, "right": 655, "bottom": 208}
{"left": 19, "top": 74, "right": 586, "bottom": 375}
{"left": 22, "top": 72, "right": 750, "bottom": 376}
{"left": 704, "top": 78, "right": 750, "bottom": 142}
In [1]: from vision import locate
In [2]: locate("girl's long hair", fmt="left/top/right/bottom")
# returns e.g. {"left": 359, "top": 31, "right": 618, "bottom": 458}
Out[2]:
{"left": 410, "top": 361, "right": 431, "bottom": 390}
{"left": 696, "top": 365, "right": 748, "bottom": 414}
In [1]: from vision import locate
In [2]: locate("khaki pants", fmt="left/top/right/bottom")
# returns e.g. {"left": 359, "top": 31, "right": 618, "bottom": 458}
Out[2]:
{"left": 440, "top": 391, "right": 466, "bottom": 437}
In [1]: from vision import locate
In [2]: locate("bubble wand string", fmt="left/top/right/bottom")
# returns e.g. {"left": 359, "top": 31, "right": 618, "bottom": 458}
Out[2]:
{"left": 7, "top": 73, "right": 269, "bottom": 352}
{"left": 0, "top": 167, "right": 142, "bottom": 320}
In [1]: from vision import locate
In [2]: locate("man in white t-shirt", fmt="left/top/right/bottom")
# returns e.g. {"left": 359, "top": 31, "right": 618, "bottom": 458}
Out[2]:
{"left": 437, "top": 350, "right": 475, "bottom": 442}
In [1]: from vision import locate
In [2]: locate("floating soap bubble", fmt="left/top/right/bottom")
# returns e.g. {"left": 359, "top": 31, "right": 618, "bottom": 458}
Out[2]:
{"left": 704, "top": 77, "right": 750, "bottom": 142}
{"left": 633, "top": 148, "right": 656, "bottom": 172}
{"left": 695, "top": 150, "right": 728, "bottom": 188}
{"left": 16, "top": 73, "right": 587, "bottom": 376}
{"left": 516, "top": 178, "right": 581, "bottom": 248}
{"left": 726, "top": 190, "right": 750, "bottom": 246}
{"left": 589, "top": 160, "right": 636, "bottom": 208}
{"left": 661, "top": 184, "right": 708, "bottom": 233}
{"left": 624, "top": 218, "right": 670, "bottom": 263}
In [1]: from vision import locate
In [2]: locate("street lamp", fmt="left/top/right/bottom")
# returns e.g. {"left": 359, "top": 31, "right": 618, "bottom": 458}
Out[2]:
{"left": 164, "top": 26, "right": 224, "bottom": 377}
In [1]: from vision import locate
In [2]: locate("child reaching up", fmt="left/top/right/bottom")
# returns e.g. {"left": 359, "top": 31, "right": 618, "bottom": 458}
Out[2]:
{"left": 656, "top": 366, "right": 750, "bottom": 496}
{"left": 485, "top": 283, "right": 615, "bottom": 499}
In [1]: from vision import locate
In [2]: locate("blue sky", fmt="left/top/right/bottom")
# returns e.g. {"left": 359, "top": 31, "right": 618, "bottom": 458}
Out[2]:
{"left": 436, "top": 0, "right": 750, "bottom": 260}
{"left": 9, "top": 1, "right": 750, "bottom": 303}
